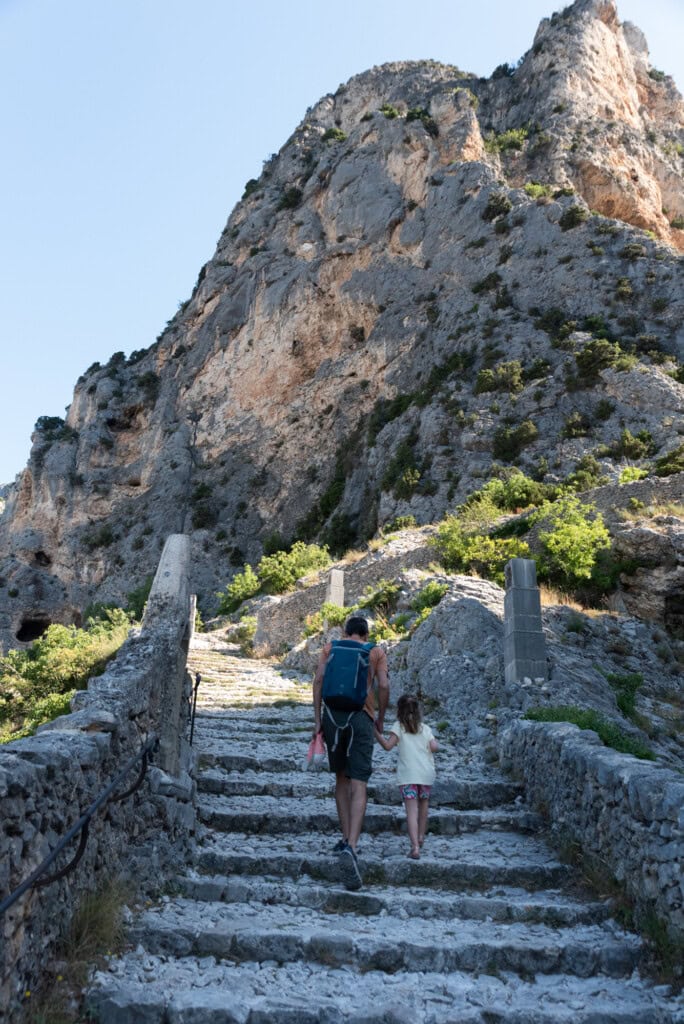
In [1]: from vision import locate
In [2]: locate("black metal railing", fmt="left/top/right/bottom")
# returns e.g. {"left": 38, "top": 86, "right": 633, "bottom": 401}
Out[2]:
{"left": 189, "top": 672, "right": 201, "bottom": 745}
{"left": 0, "top": 733, "right": 158, "bottom": 918}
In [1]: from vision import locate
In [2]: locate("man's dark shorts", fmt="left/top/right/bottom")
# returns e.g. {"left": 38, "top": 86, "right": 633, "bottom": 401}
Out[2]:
{"left": 321, "top": 706, "right": 374, "bottom": 782}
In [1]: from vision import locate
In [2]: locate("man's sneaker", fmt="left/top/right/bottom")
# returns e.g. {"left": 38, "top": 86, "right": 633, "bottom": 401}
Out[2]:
{"left": 338, "top": 844, "right": 362, "bottom": 891}
{"left": 332, "top": 839, "right": 347, "bottom": 855}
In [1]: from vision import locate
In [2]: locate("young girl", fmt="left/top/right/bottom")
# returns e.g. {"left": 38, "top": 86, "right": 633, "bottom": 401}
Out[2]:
{"left": 374, "top": 694, "right": 438, "bottom": 859}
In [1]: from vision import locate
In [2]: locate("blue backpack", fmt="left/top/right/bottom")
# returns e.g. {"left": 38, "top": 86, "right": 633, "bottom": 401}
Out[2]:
{"left": 322, "top": 639, "right": 375, "bottom": 711}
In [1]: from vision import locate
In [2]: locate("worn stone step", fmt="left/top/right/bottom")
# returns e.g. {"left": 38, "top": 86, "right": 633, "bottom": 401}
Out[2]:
{"left": 127, "top": 898, "right": 642, "bottom": 979}
{"left": 88, "top": 955, "right": 683, "bottom": 1024}
{"left": 196, "top": 830, "right": 572, "bottom": 890}
{"left": 194, "top": 770, "right": 520, "bottom": 806}
{"left": 177, "top": 873, "right": 612, "bottom": 928}
{"left": 197, "top": 793, "right": 543, "bottom": 836}
{"left": 193, "top": 716, "right": 313, "bottom": 735}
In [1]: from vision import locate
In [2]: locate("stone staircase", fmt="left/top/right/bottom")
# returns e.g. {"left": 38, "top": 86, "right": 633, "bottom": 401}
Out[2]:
{"left": 88, "top": 634, "right": 683, "bottom": 1023}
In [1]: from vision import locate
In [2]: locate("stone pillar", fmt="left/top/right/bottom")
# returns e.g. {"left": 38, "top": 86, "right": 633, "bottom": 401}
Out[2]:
{"left": 142, "top": 534, "right": 192, "bottom": 774}
{"left": 504, "top": 558, "right": 547, "bottom": 684}
{"left": 326, "top": 568, "right": 345, "bottom": 607}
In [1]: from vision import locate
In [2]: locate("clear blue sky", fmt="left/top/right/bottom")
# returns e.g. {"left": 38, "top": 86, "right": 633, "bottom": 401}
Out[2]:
{"left": 1, "top": 0, "right": 682, "bottom": 483}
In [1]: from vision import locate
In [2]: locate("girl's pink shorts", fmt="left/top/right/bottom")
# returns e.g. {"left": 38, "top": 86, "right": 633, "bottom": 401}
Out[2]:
{"left": 400, "top": 784, "right": 432, "bottom": 800}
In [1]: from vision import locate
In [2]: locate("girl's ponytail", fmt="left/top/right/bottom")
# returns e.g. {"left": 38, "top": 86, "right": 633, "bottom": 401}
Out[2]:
{"left": 397, "top": 694, "right": 422, "bottom": 734}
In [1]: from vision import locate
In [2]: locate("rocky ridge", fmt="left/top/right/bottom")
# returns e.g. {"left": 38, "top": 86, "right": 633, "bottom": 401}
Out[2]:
{"left": 1, "top": 0, "right": 684, "bottom": 647}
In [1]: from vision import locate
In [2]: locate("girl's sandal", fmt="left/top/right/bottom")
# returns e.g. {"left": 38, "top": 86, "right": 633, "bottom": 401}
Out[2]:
{"left": 408, "top": 848, "right": 421, "bottom": 860}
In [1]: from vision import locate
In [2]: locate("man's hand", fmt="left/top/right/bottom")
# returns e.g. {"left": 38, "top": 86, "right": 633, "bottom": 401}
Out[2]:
{"left": 312, "top": 723, "right": 322, "bottom": 739}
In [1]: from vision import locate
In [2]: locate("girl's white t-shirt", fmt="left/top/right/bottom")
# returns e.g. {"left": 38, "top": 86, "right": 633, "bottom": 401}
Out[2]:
{"left": 389, "top": 721, "right": 436, "bottom": 786}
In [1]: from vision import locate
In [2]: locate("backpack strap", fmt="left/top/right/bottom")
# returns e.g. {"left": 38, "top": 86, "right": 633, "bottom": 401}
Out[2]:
{"left": 322, "top": 703, "right": 356, "bottom": 753}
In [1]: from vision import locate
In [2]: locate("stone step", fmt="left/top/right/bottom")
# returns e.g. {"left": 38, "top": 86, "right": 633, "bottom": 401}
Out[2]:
{"left": 197, "top": 793, "right": 543, "bottom": 836}
{"left": 177, "top": 873, "right": 612, "bottom": 928}
{"left": 193, "top": 716, "right": 314, "bottom": 735}
{"left": 196, "top": 765, "right": 524, "bottom": 808}
{"left": 196, "top": 830, "right": 572, "bottom": 890}
{"left": 88, "top": 956, "right": 683, "bottom": 1024}
{"left": 126, "top": 898, "right": 642, "bottom": 979}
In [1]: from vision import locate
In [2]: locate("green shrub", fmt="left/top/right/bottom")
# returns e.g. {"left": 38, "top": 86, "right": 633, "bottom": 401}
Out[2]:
{"left": 370, "top": 615, "right": 407, "bottom": 642}
{"left": 524, "top": 705, "right": 654, "bottom": 759}
{"left": 574, "top": 338, "right": 635, "bottom": 384}
{"left": 431, "top": 516, "right": 531, "bottom": 585}
{"left": 615, "top": 277, "right": 633, "bottom": 300}
{"left": 484, "top": 127, "right": 528, "bottom": 153}
{"left": 620, "top": 243, "right": 647, "bottom": 261}
{"left": 533, "top": 306, "right": 576, "bottom": 342}
{"left": 482, "top": 193, "right": 512, "bottom": 221}
{"left": 258, "top": 542, "right": 330, "bottom": 594}
{"left": 406, "top": 107, "right": 439, "bottom": 137}
{"left": 654, "top": 443, "right": 684, "bottom": 476}
{"left": 303, "top": 603, "right": 355, "bottom": 637}
{"left": 475, "top": 360, "right": 523, "bottom": 394}
{"left": 380, "top": 103, "right": 400, "bottom": 119}
{"left": 137, "top": 371, "right": 160, "bottom": 402}
{"left": 604, "top": 670, "right": 643, "bottom": 718}
{"left": 530, "top": 496, "right": 610, "bottom": 587}
{"left": 322, "top": 127, "right": 347, "bottom": 142}
{"left": 384, "top": 514, "right": 417, "bottom": 532}
{"left": 367, "top": 393, "right": 414, "bottom": 445}
{"left": 524, "top": 182, "right": 553, "bottom": 199}
{"left": 472, "top": 272, "right": 502, "bottom": 294}
{"left": 278, "top": 187, "right": 303, "bottom": 210}
{"left": 358, "top": 579, "right": 400, "bottom": 614}
{"left": 619, "top": 466, "right": 648, "bottom": 484}
{"left": 216, "top": 564, "right": 261, "bottom": 614}
{"left": 562, "top": 411, "right": 591, "bottom": 438}
{"left": 595, "top": 398, "right": 615, "bottom": 421}
{"left": 478, "top": 470, "right": 551, "bottom": 511}
{"left": 411, "top": 581, "right": 448, "bottom": 613}
{"left": 232, "top": 616, "right": 257, "bottom": 655}
{"left": 126, "top": 576, "right": 153, "bottom": 620}
{"left": 83, "top": 524, "right": 115, "bottom": 550}
{"left": 242, "top": 178, "right": 260, "bottom": 199}
{"left": 609, "top": 429, "right": 656, "bottom": 460}
{"left": 559, "top": 205, "right": 589, "bottom": 231}
{"left": 0, "top": 610, "right": 130, "bottom": 741}
{"left": 492, "top": 420, "right": 538, "bottom": 461}
{"left": 191, "top": 504, "right": 218, "bottom": 529}
{"left": 565, "top": 454, "right": 606, "bottom": 492}
{"left": 648, "top": 68, "right": 667, "bottom": 82}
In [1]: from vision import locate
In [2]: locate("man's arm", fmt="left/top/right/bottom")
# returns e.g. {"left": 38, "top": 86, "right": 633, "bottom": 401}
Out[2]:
{"left": 372, "top": 647, "right": 390, "bottom": 732}
{"left": 312, "top": 643, "right": 330, "bottom": 735}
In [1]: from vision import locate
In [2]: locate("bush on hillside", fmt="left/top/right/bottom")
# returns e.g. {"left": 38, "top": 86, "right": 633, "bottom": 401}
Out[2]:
{"left": 431, "top": 516, "right": 531, "bottom": 586}
{"left": 0, "top": 610, "right": 131, "bottom": 743}
{"left": 530, "top": 496, "right": 610, "bottom": 588}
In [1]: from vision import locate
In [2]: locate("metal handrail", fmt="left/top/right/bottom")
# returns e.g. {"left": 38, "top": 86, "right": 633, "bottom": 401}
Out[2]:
{"left": 189, "top": 672, "right": 201, "bottom": 745}
{"left": 0, "top": 733, "right": 158, "bottom": 918}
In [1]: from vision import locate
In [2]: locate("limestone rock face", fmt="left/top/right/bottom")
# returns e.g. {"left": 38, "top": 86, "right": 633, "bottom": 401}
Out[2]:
{"left": 1, "top": 0, "right": 684, "bottom": 646}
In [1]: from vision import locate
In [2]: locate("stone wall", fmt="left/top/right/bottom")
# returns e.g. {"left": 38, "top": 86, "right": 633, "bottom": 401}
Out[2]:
{"left": 253, "top": 532, "right": 435, "bottom": 656}
{"left": 0, "top": 535, "right": 196, "bottom": 1021}
{"left": 499, "top": 719, "right": 684, "bottom": 939}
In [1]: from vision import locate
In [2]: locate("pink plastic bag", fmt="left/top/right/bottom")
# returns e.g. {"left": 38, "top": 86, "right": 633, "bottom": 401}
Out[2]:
{"left": 305, "top": 732, "right": 327, "bottom": 771}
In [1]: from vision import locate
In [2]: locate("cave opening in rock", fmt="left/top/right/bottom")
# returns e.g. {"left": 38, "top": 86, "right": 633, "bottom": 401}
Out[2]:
{"left": 16, "top": 617, "right": 52, "bottom": 642}
{"left": 34, "top": 550, "right": 52, "bottom": 567}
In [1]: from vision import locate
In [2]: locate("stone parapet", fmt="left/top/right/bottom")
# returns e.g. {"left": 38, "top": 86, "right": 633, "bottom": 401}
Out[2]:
{"left": 253, "top": 535, "right": 435, "bottom": 656}
{"left": 0, "top": 535, "right": 196, "bottom": 1021}
{"left": 499, "top": 718, "right": 684, "bottom": 940}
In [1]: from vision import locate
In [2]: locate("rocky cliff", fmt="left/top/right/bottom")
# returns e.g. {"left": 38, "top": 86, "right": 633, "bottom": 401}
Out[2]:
{"left": 1, "top": 0, "right": 683, "bottom": 647}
